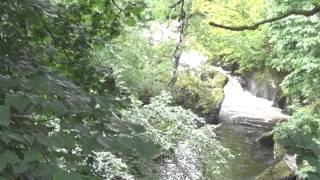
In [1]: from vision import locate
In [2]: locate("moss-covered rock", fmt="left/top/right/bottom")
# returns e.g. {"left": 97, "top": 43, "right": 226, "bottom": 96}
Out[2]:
{"left": 273, "top": 143, "right": 287, "bottom": 158}
{"left": 172, "top": 68, "right": 228, "bottom": 124}
{"left": 255, "top": 160, "right": 293, "bottom": 180}
{"left": 255, "top": 143, "right": 295, "bottom": 180}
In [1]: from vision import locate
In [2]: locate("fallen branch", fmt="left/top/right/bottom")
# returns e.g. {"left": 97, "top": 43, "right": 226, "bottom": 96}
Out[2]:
{"left": 209, "top": 6, "right": 320, "bottom": 31}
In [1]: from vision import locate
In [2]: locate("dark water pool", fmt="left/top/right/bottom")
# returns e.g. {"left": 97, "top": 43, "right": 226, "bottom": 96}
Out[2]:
{"left": 215, "top": 123, "right": 274, "bottom": 180}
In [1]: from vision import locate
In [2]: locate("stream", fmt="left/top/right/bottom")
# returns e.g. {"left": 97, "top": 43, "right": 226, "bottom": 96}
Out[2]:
{"left": 212, "top": 66, "right": 279, "bottom": 179}
{"left": 216, "top": 123, "right": 273, "bottom": 179}
{"left": 159, "top": 60, "right": 289, "bottom": 180}
{"left": 146, "top": 23, "right": 289, "bottom": 179}
{"left": 215, "top": 66, "right": 288, "bottom": 179}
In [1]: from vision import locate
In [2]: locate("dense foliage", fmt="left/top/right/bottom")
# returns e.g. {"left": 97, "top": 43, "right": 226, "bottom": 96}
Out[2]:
{"left": 182, "top": 0, "right": 320, "bottom": 179}
{"left": 0, "top": 0, "right": 232, "bottom": 179}
{"left": 0, "top": 0, "right": 159, "bottom": 179}
{"left": 123, "top": 92, "right": 232, "bottom": 178}
{"left": 2, "top": 0, "right": 320, "bottom": 179}
{"left": 268, "top": 0, "right": 320, "bottom": 178}
{"left": 194, "top": 0, "right": 320, "bottom": 179}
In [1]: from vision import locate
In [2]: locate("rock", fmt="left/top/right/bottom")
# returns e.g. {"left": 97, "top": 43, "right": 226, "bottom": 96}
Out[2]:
{"left": 173, "top": 67, "right": 228, "bottom": 124}
{"left": 255, "top": 160, "right": 295, "bottom": 180}
{"left": 257, "top": 131, "right": 274, "bottom": 147}
{"left": 255, "top": 143, "right": 297, "bottom": 180}
{"left": 274, "top": 144, "right": 298, "bottom": 174}
{"left": 240, "top": 73, "right": 279, "bottom": 103}
{"left": 239, "top": 72, "right": 289, "bottom": 110}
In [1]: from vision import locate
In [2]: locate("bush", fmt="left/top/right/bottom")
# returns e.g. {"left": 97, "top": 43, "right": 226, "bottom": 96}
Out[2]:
{"left": 98, "top": 28, "right": 174, "bottom": 100}
{"left": 122, "top": 91, "right": 232, "bottom": 179}
{"left": 274, "top": 110, "right": 320, "bottom": 179}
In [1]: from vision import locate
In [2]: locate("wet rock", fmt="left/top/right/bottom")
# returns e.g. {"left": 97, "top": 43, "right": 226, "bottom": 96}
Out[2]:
{"left": 277, "top": 96, "right": 289, "bottom": 110}
{"left": 274, "top": 144, "right": 298, "bottom": 174}
{"left": 240, "top": 74, "right": 279, "bottom": 102}
{"left": 257, "top": 131, "right": 274, "bottom": 147}
{"left": 239, "top": 73, "right": 289, "bottom": 110}
{"left": 255, "top": 143, "right": 297, "bottom": 180}
{"left": 255, "top": 160, "right": 294, "bottom": 180}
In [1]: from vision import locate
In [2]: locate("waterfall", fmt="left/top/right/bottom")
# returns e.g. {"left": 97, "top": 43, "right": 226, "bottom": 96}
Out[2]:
{"left": 211, "top": 66, "right": 289, "bottom": 129}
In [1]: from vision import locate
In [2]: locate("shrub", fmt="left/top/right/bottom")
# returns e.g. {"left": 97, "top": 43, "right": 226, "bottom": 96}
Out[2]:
{"left": 122, "top": 91, "right": 232, "bottom": 179}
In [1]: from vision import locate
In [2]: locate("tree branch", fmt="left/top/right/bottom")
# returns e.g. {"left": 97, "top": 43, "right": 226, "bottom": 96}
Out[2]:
{"left": 209, "top": 6, "right": 320, "bottom": 31}
{"left": 163, "top": 0, "right": 183, "bottom": 23}
{"left": 169, "top": 0, "right": 187, "bottom": 86}
{"left": 111, "top": 0, "right": 124, "bottom": 12}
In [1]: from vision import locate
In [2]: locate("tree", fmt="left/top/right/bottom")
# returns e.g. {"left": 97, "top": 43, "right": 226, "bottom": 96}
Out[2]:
{"left": 0, "top": 0, "right": 160, "bottom": 179}
{"left": 203, "top": 0, "right": 320, "bottom": 178}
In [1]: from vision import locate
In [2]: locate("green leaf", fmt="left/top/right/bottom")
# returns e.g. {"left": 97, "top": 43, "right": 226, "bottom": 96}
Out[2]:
{"left": 24, "top": 150, "right": 42, "bottom": 162}
{"left": 0, "top": 134, "right": 11, "bottom": 144}
{"left": 48, "top": 101, "right": 67, "bottom": 115}
{"left": 5, "top": 131, "right": 24, "bottom": 142}
{"left": 310, "top": 0, "right": 320, "bottom": 5}
{"left": 126, "top": 17, "right": 136, "bottom": 26}
{"left": 6, "top": 95, "right": 30, "bottom": 112}
{"left": 0, "top": 105, "right": 10, "bottom": 127}
{"left": 29, "top": 76, "right": 50, "bottom": 94}
{"left": 13, "top": 162, "right": 29, "bottom": 175}
{"left": 0, "top": 159, "right": 7, "bottom": 171}
{"left": 50, "top": 133, "right": 75, "bottom": 148}
{"left": 5, "top": 151, "right": 20, "bottom": 164}
{"left": 36, "top": 133, "right": 51, "bottom": 147}
{"left": 97, "top": 135, "right": 160, "bottom": 158}
{"left": 24, "top": 134, "right": 35, "bottom": 145}
{"left": 133, "top": 140, "right": 161, "bottom": 159}
{"left": 33, "top": 163, "right": 53, "bottom": 176}
{"left": 53, "top": 169, "right": 82, "bottom": 180}
{"left": 0, "top": 151, "right": 20, "bottom": 168}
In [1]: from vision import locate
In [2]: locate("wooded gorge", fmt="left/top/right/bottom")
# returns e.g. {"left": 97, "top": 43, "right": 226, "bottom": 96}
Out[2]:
{"left": 1, "top": 0, "right": 320, "bottom": 179}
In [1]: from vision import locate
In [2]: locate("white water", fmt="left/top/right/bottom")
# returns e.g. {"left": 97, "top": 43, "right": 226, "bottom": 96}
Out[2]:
{"left": 211, "top": 66, "right": 289, "bottom": 129}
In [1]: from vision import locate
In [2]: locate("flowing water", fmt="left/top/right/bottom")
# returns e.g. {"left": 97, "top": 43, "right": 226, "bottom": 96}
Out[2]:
{"left": 159, "top": 60, "right": 289, "bottom": 180}
{"left": 148, "top": 23, "right": 290, "bottom": 179}
{"left": 212, "top": 66, "right": 289, "bottom": 128}
{"left": 216, "top": 123, "right": 274, "bottom": 179}
{"left": 213, "top": 66, "right": 289, "bottom": 179}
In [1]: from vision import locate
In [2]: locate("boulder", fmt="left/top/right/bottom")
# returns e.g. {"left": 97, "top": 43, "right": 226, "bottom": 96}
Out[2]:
{"left": 173, "top": 68, "right": 228, "bottom": 124}
{"left": 257, "top": 131, "right": 274, "bottom": 147}
{"left": 255, "top": 143, "right": 297, "bottom": 180}
{"left": 255, "top": 160, "right": 295, "bottom": 180}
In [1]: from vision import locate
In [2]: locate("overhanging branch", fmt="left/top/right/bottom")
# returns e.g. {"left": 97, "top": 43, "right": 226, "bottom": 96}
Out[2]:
{"left": 209, "top": 6, "right": 320, "bottom": 31}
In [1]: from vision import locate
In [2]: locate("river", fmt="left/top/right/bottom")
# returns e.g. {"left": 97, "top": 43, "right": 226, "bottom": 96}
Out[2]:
{"left": 146, "top": 23, "right": 289, "bottom": 179}
{"left": 167, "top": 52, "right": 288, "bottom": 179}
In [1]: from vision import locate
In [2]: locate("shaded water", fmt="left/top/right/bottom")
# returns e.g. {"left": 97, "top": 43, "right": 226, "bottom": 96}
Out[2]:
{"left": 216, "top": 124, "right": 273, "bottom": 180}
